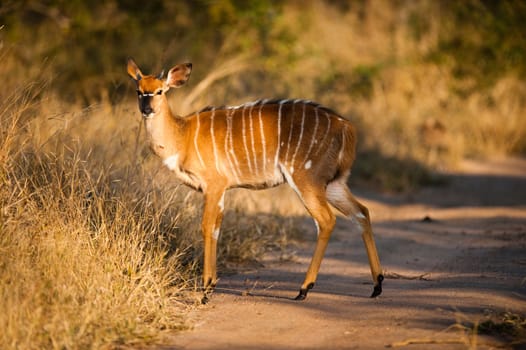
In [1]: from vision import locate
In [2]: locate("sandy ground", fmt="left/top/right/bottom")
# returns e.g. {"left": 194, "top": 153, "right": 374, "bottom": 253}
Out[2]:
{"left": 161, "top": 158, "right": 526, "bottom": 350}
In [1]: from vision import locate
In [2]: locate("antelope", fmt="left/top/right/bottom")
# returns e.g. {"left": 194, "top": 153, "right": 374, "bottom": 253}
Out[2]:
{"left": 126, "top": 58, "right": 384, "bottom": 301}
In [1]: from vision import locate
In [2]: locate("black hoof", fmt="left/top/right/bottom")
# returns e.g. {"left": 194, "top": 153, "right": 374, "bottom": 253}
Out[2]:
{"left": 201, "top": 278, "right": 216, "bottom": 304}
{"left": 204, "top": 277, "right": 216, "bottom": 289}
{"left": 201, "top": 287, "right": 215, "bottom": 304}
{"left": 295, "top": 282, "right": 314, "bottom": 301}
{"left": 370, "top": 274, "right": 384, "bottom": 298}
{"left": 295, "top": 290, "right": 307, "bottom": 301}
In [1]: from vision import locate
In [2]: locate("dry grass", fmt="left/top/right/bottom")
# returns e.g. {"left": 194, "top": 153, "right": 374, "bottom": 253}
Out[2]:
{"left": 2, "top": 2, "right": 526, "bottom": 348}
{"left": 0, "top": 61, "right": 309, "bottom": 350}
{"left": 0, "top": 62, "right": 299, "bottom": 349}
{"left": 0, "top": 84, "right": 196, "bottom": 349}
{"left": 268, "top": 1, "right": 526, "bottom": 170}
{"left": 388, "top": 310, "right": 526, "bottom": 349}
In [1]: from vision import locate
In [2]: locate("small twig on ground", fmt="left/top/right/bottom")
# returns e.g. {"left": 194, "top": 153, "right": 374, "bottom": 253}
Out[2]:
{"left": 384, "top": 271, "right": 433, "bottom": 281}
{"left": 386, "top": 337, "right": 502, "bottom": 348}
{"left": 241, "top": 279, "right": 259, "bottom": 296}
{"left": 386, "top": 337, "right": 467, "bottom": 347}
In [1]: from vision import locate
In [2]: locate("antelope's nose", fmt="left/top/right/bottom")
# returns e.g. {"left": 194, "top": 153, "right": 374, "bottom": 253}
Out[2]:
{"left": 141, "top": 105, "right": 153, "bottom": 116}
{"left": 139, "top": 96, "right": 154, "bottom": 116}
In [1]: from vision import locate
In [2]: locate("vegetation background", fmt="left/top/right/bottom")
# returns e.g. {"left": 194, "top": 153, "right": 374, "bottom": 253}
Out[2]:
{"left": 1, "top": 0, "right": 525, "bottom": 348}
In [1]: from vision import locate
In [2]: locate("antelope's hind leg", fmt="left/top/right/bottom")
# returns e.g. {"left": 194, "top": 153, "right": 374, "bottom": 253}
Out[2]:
{"left": 357, "top": 201, "right": 384, "bottom": 298}
{"left": 289, "top": 179, "right": 336, "bottom": 301}
{"left": 326, "top": 181, "right": 384, "bottom": 298}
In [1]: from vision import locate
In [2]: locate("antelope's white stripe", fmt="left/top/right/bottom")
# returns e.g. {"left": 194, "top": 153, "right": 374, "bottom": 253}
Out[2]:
{"left": 302, "top": 105, "right": 319, "bottom": 166}
{"left": 249, "top": 104, "right": 259, "bottom": 176}
{"left": 283, "top": 100, "right": 298, "bottom": 163}
{"left": 274, "top": 100, "right": 287, "bottom": 166}
{"left": 228, "top": 111, "right": 242, "bottom": 175}
{"left": 225, "top": 109, "right": 241, "bottom": 183}
{"left": 194, "top": 113, "right": 205, "bottom": 168}
{"left": 241, "top": 106, "right": 254, "bottom": 174}
{"left": 315, "top": 111, "right": 331, "bottom": 156}
{"left": 258, "top": 100, "right": 267, "bottom": 173}
{"left": 338, "top": 126, "right": 346, "bottom": 163}
{"left": 290, "top": 102, "right": 306, "bottom": 169}
{"left": 279, "top": 164, "right": 303, "bottom": 203}
{"left": 210, "top": 108, "right": 221, "bottom": 174}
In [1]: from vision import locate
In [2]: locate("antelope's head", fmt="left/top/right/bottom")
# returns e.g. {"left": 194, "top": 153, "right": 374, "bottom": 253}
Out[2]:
{"left": 127, "top": 58, "right": 192, "bottom": 118}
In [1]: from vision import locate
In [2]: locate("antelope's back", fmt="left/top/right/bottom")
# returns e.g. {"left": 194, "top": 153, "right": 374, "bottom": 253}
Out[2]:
{"left": 186, "top": 99, "right": 355, "bottom": 188}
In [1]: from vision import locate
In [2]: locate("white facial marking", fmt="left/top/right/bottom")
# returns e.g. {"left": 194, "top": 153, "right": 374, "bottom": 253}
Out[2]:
{"left": 305, "top": 160, "right": 312, "bottom": 169}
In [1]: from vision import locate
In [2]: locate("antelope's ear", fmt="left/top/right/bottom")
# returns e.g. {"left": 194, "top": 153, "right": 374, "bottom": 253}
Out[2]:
{"left": 165, "top": 63, "right": 192, "bottom": 89}
{"left": 127, "top": 58, "right": 143, "bottom": 81}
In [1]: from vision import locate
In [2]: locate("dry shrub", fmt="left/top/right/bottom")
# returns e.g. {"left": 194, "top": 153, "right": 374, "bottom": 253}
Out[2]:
{"left": 268, "top": 1, "right": 526, "bottom": 174}
{"left": 0, "top": 87, "right": 198, "bottom": 348}
{"left": 0, "top": 60, "right": 298, "bottom": 349}
{"left": 2, "top": 3, "right": 526, "bottom": 347}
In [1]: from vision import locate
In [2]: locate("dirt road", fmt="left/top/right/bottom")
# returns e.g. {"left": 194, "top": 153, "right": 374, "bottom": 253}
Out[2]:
{"left": 164, "top": 158, "right": 526, "bottom": 349}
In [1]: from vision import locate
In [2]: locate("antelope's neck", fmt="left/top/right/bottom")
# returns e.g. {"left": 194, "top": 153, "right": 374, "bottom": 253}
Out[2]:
{"left": 144, "top": 105, "right": 185, "bottom": 159}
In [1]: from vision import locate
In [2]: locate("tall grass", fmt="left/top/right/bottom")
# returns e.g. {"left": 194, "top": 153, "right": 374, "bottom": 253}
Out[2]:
{"left": 0, "top": 82, "right": 198, "bottom": 348}
{"left": 3, "top": 1, "right": 526, "bottom": 175}
{"left": 2, "top": 1, "right": 526, "bottom": 347}
{"left": 0, "top": 62, "right": 299, "bottom": 348}
{"left": 270, "top": 1, "right": 526, "bottom": 168}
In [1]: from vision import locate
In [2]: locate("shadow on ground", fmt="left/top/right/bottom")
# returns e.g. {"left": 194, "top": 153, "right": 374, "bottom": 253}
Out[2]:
{"left": 165, "top": 158, "right": 526, "bottom": 350}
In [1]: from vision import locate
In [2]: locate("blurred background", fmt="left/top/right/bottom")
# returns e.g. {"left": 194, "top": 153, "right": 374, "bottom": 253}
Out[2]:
{"left": 2, "top": 0, "right": 526, "bottom": 190}
{"left": 2, "top": 2, "right": 526, "bottom": 348}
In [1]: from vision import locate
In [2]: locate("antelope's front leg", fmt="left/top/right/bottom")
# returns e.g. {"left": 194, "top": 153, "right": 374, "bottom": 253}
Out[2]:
{"left": 201, "top": 189, "right": 226, "bottom": 302}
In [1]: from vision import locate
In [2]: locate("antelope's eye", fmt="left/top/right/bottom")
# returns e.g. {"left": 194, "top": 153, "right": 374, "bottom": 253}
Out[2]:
{"left": 136, "top": 90, "right": 143, "bottom": 97}
{"left": 156, "top": 90, "right": 163, "bottom": 95}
